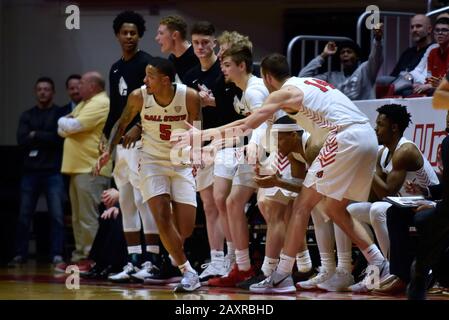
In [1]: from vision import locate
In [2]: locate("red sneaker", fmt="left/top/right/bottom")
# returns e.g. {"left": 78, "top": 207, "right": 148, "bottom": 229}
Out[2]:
{"left": 208, "top": 265, "right": 254, "bottom": 287}
{"left": 76, "top": 260, "right": 94, "bottom": 273}
{"left": 54, "top": 262, "right": 68, "bottom": 273}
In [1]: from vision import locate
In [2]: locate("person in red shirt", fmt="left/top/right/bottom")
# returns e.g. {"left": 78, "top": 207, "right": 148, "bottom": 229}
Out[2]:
{"left": 414, "top": 17, "right": 449, "bottom": 95}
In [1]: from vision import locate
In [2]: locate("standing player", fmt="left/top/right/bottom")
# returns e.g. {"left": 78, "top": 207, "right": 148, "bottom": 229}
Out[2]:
{"left": 98, "top": 58, "right": 202, "bottom": 292}
{"left": 155, "top": 15, "right": 200, "bottom": 83}
{"left": 183, "top": 21, "right": 230, "bottom": 281}
{"left": 175, "top": 53, "right": 389, "bottom": 293}
{"left": 207, "top": 44, "right": 287, "bottom": 287}
{"left": 348, "top": 104, "right": 438, "bottom": 294}
{"left": 100, "top": 11, "right": 160, "bottom": 283}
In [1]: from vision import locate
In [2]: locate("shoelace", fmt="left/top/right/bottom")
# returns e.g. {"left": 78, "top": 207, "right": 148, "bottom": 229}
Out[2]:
{"left": 123, "top": 263, "right": 135, "bottom": 273}
{"left": 140, "top": 261, "right": 153, "bottom": 271}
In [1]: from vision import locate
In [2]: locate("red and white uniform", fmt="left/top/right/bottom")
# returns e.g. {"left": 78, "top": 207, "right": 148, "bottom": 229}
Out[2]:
{"left": 379, "top": 137, "right": 439, "bottom": 196}
{"left": 282, "top": 77, "right": 377, "bottom": 201}
{"left": 139, "top": 84, "right": 196, "bottom": 206}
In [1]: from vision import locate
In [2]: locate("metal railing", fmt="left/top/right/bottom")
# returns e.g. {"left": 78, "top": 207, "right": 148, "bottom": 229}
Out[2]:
{"left": 286, "top": 35, "right": 353, "bottom": 75}
{"left": 426, "top": 5, "right": 449, "bottom": 17}
{"left": 356, "top": 11, "right": 415, "bottom": 75}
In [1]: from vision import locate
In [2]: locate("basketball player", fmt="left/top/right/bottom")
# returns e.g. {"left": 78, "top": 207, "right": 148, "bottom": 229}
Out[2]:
{"left": 155, "top": 15, "right": 200, "bottom": 83}
{"left": 207, "top": 44, "right": 295, "bottom": 287}
{"left": 243, "top": 115, "right": 315, "bottom": 290}
{"left": 182, "top": 21, "right": 229, "bottom": 281}
{"left": 98, "top": 11, "right": 160, "bottom": 283}
{"left": 348, "top": 104, "right": 438, "bottom": 294}
{"left": 97, "top": 58, "right": 202, "bottom": 292}
{"left": 174, "top": 53, "right": 389, "bottom": 293}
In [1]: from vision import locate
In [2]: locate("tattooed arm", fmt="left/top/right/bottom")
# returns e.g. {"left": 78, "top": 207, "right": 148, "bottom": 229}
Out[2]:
{"left": 94, "top": 89, "right": 143, "bottom": 175}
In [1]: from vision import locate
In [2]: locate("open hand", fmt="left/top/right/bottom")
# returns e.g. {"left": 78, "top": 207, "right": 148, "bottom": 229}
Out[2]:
{"left": 122, "top": 125, "right": 141, "bottom": 149}
{"left": 93, "top": 151, "right": 110, "bottom": 176}
{"left": 101, "top": 206, "right": 120, "bottom": 219}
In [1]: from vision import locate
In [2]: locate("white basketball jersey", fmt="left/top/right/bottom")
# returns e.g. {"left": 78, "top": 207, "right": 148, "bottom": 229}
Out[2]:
{"left": 379, "top": 137, "right": 439, "bottom": 196}
{"left": 282, "top": 77, "right": 369, "bottom": 139}
{"left": 233, "top": 75, "right": 268, "bottom": 116}
{"left": 140, "top": 84, "right": 189, "bottom": 160}
{"left": 291, "top": 131, "right": 311, "bottom": 166}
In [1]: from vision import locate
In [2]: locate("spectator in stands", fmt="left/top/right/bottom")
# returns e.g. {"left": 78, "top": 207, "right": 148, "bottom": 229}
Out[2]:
{"left": 61, "top": 74, "right": 82, "bottom": 115}
{"left": 57, "top": 71, "right": 112, "bottom": 268}
{"left": 406, "top": 74, "right": 449, "bottom": 299}
{"left": 413, "top": 17, "right": 449, "bottom": 95}
{"left": 299, "top": 24, "right": 383, "bottom": 100}
{"left": 9, "top": 77, "right": 66, "bottom": 266}
{"left": 409, "top": 14, "right": 449, "bottom": 86}
{"left": 390, "top": 15, "right": 433, "bottom": 78}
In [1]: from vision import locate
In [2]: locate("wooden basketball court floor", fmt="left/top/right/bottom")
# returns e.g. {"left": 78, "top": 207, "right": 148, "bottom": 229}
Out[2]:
{"left": 1, "top": 262, "right": 449, "bottom": 300}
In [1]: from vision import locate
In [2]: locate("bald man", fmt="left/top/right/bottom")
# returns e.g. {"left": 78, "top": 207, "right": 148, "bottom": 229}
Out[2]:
{"left": 390, "top": 14, "right": 433, "bottom": 78}
{"left": 58, "top": 71, "right": 112, "bottom": 264}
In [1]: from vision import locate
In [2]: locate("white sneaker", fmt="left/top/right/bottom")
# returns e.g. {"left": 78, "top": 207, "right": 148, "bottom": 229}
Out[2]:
{"left": 296, "top": 267, "right": 335, "bottom": 290}
{"left": 317, "top": 268, "right": 354, "bottom": 292}
{"left": 349, "top": 259, "right": 390, "bottom": 293}
{"left": 130, "top": 261, "right": 156, "bottom": 283}
{"left": 249, "top": 271, "right": 296, "bottom": 294}
{"left": 199, "top": 260, "right": 228, "bottom": 282}
{"left": 174, "top": 271, "right": 201, "bottom": 292}
{"left": 108, "top": 263, "right": 139, "bottom": 283}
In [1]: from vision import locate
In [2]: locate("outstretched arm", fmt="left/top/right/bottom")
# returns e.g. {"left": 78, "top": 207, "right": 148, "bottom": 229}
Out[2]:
{"left": 208, "top": 87, "right": 303, "bottom": 140}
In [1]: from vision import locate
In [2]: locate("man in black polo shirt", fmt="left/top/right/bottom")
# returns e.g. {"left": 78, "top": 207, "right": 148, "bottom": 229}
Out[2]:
{"left": 390, "top": 14, "right": 433, "bottom": 77}
{"left": 155, "top": 15, "right": 200, "bottom": 83}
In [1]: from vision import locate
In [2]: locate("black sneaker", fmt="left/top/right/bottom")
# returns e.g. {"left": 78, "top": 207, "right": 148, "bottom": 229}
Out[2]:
{"left": 236, "top": 274, "right": 267, "bottom": 290}
{"left": 144, "top": 261, "right": 182, "bottom": 284}
{"left": 80, "top": 264, "right": 104, "bottom": 279}
{"left": 7, "top": 255, "right": 26, "bottom": 268}
{"left": 292, "top": 268, "right": 315, "bottom": 283}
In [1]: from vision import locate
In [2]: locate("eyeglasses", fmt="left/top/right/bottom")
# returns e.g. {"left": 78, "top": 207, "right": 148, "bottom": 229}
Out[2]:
{"left": 434, "top": 28, "right": 449, "bottom": 35}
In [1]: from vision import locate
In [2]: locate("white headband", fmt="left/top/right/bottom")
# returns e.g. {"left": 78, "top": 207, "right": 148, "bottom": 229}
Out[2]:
{"left": 271, "top": 123, "right": 301, "bottom": 132}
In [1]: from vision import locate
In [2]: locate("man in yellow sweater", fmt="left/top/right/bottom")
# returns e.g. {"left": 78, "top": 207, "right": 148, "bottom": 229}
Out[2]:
{"left": 58, "top": 71, "right": 112, "bottom": 265}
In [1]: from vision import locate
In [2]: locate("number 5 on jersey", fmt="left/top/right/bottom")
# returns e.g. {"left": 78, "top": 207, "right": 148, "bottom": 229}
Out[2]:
{"left": 160, "top": 124, "right": 172, "bottom": 140}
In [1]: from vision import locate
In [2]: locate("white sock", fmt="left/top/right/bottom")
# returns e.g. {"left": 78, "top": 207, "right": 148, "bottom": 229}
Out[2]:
{"left": 211, "top": 250, "right": 225, "bottom": 262}
{"left": 261, "top": 256, "right": 279, "bottom": 277}
{"left": 146, "top": 245, "right": 159, "bottom": 254}
{"left": 337, "top": 251, "right": 352, "bottom": 272}
{"left": 235, "top": 248, "right": 251, "bottom": 271}
{"left": 178, "top": 260, "right": 196, "bottom": 274}
{"left": 362, "top": 244, "right": 384, "bottom": 265}
{"left": 127, "top": 245, "right": 142, "bottom": 254}
{"left": 320, "top": 252, "right": 336, "bottom": 272}
{"left": 296, "top": 250, "right": 312, "bottom": 272}
{"left": 226, "top": 242, "right": 235, "bottom": 257}
{"left": 277, "top": 252, "right": 295, "bottom": 276}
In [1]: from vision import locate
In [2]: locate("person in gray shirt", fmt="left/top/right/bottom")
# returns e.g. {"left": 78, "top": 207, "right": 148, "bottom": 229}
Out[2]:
{"left": 299, "top": 25, "right": 384, "bottom": 100}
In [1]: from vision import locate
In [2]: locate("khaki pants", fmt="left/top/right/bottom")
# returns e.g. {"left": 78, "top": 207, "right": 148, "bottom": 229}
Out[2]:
{"left": 69, "top": 173, "right": 110, "bottom": 262}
